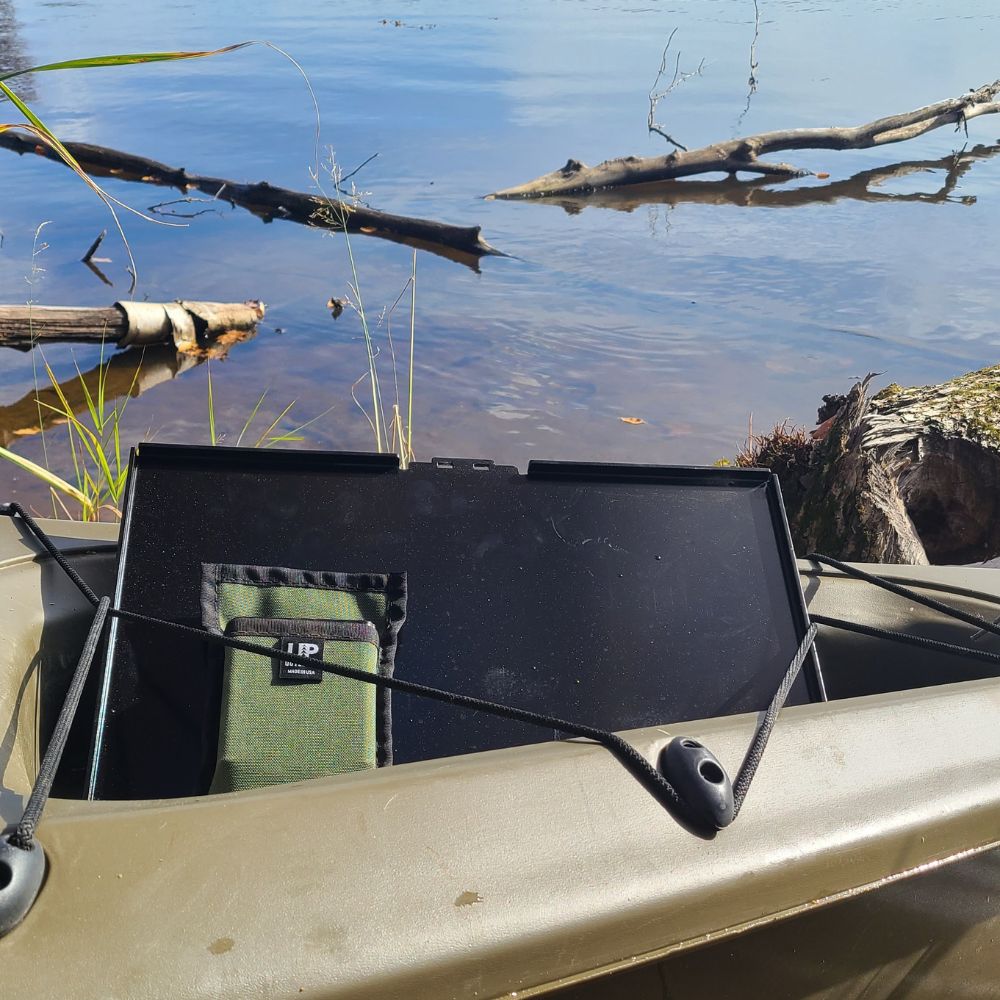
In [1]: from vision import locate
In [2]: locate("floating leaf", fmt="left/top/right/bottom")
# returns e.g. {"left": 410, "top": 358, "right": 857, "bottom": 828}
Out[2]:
{"left": 619, "top": 416, "right": 645, "bottom": 425}
{"left": 815, "top": 172, "right": 830, "bottom": 179}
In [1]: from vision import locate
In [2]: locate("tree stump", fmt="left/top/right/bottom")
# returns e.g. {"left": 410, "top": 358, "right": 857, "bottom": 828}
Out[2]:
{"left": 748, "top": 365, "right": 1000, "bottom": 565}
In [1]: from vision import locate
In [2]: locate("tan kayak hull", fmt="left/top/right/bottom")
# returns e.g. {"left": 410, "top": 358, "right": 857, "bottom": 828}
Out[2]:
{"left": 0, "top": 519, "right": 998, "bottom": 998}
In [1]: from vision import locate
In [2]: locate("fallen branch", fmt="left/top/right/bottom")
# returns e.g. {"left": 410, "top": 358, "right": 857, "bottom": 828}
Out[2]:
{"left": 0, "top": 299, "right": 264, "bottom": 352}
{"left": 529, "top": 143, "right": 1000, "bottom": 215}
{"left": 487, "top": 80, "right": 1000, "bottom": 198}
{"left": 0, "top": 131, "right": 502, "bottom": 271}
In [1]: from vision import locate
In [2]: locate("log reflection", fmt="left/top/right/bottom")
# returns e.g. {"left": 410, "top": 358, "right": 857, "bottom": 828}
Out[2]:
{"left": 0, "top": 345, "right": 207, "bottom": 447}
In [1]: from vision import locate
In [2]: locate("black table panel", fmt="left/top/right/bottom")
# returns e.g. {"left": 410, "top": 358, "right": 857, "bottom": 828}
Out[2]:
{"left": 89, "top": 446, "right": 820, "bottom": 799}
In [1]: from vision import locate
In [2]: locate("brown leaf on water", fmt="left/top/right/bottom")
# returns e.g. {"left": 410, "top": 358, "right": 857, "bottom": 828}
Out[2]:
{"left": 359, "top": 226, "right": 377, "bottom": 234}
{"left": 815, "top": 172, "right": 830, "bottom": 179}
{"left": 619, "top": 416, "right": 645, "bottom": 425}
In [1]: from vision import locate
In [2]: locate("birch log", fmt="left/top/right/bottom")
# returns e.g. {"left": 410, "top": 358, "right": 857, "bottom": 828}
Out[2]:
{"left": 0, "top": 300, "right": 264, "bottom": 351}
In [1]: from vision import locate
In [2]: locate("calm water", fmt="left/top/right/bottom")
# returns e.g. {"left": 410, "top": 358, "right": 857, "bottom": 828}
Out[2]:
{"left": 1, "top": 0, "right": 998, "bottom": 504}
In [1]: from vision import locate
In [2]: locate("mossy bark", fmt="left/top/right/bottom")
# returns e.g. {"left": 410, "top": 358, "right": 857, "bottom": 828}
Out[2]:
{"left": 766, "top": 365, "right": 1000, "bottom": 564}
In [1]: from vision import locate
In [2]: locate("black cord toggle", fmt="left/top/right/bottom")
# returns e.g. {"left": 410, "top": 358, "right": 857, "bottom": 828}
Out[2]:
{"left": 0, "top": 834, "right": 45, "bottom": 938}
{"left": 659, "top": 738, "right": 735, "bottom": 830}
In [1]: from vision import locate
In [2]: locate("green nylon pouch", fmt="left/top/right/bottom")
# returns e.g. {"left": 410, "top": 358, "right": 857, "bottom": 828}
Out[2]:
{"left": 201, "top": 563, "right": 407, "bottom": 766}
{"left": 211, "top": 618, "right": 380, "bottom": 793}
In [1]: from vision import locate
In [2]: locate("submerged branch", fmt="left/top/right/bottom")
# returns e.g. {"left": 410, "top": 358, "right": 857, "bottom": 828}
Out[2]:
{"left": 487, "top": 80, "right": 1000, "bottom": 198}
{"left": 0, "top": 132, "right": 503, "bottom": 271}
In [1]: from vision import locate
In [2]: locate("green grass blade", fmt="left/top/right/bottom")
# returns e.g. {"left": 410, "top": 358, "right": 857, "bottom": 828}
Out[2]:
{"left": 37, "top": 385, "right": 109, "bottom": 479}
{"left": 81, "top": 465, "right": 98, "bottom": 495}
{"left": 0, "top": 445, "right": 92, "bottom": 511}
{"left": 0, "top": 79, "right": 51, "bottom": 131}
{"left": 41, "top": 362, "right": 113, "bottom": 477}
{"left": 63, "top": 418, "right": 105, "bottom": 471}
{"left": 0, "top": 80, "right": 89, "bottom": 179}
{"left": 207, "top": 363, "right": 217, "bottom": 446}
{"left": 0, "top": 43, "right": 253, "bottom": 83}
{"left": 73, "top": 358, "right": 102, "bottom": 431}
{"left": 66, "top": 423, "right": 84, "bottom": 495}
{"left": 236, "top": 391, "right": 268, "bottom": 447}
{"left": 0, "top": 94, "right": 177, "bottom": 228}
{"left": 265, "top": 403, "right": 336, "bottom": 447}
{"left": 407, "top": 249, "right": 416, "bottom": 465}
{"left": 40, "top": 359, "right": 75, "bottom": 417}
{"left": 255, "top": 400, "right": 297, "bottom": 448}
{"left": 96, "top": 342, "right": 109, "bottom": 425}
{"left": 87, "top": 432, "right": 117, "bottom": 496}
{"left": 113, "top": 411, "right": 122, "bottom": 475}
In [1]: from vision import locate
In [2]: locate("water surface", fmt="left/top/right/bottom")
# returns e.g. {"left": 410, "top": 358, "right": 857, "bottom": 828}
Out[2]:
{"left": 1, "top": 0, "right": 998, "bottom": 505}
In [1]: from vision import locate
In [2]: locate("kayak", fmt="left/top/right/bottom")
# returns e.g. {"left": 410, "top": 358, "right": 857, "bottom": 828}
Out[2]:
{"left": 0, "top": 514, "right": 998, "bottom": 999}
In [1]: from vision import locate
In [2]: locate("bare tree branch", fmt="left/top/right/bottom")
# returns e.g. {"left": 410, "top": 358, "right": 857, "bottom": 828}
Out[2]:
{"left": 647, "top": 28, "right": 705, "bottom": 152}
{"left": 487, "top": 79, "right": 1000, "bottom": 199}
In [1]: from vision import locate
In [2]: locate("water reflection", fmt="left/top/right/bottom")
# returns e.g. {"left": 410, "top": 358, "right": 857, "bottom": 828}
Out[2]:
{"left": 0, "top": 339, "right": 251, "bottom": 447}
{"left": 0, "top": 0, "right": 35, "bottom": 100}
{"left": 540, "top": 144, "right": 1000, "bottom": 214}
{"left": 733, "top": 0, "right": 761, "bottom": 133}
{"left": 1, "top": 0, "right": 998, "bottom": 486}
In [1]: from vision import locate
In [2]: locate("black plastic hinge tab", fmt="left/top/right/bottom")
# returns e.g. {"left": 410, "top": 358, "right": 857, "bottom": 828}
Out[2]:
{"left": 431, "top": 458, "right": 495, "bottom": 471}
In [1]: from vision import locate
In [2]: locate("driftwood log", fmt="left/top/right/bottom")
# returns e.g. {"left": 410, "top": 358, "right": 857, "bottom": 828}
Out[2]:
{"left": 748, "top": 366, "right": 1000, "bottom": 565}
{"left": 487, "top": 80, "right": 1000, "bottom": 198}
{"left": 0, "top": 300, "right": 263, "bottom": 351}
{"left": 0, "top": 131, "right": 500, "bottom": 271}
{"left": 529, "top": 143, "right": 1000, "bottom": 215}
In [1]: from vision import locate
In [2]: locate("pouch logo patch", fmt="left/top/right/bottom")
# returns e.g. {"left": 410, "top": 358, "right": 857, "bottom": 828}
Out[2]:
{"left": 276, "top": 638, "right": 324, "bottom": 683}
